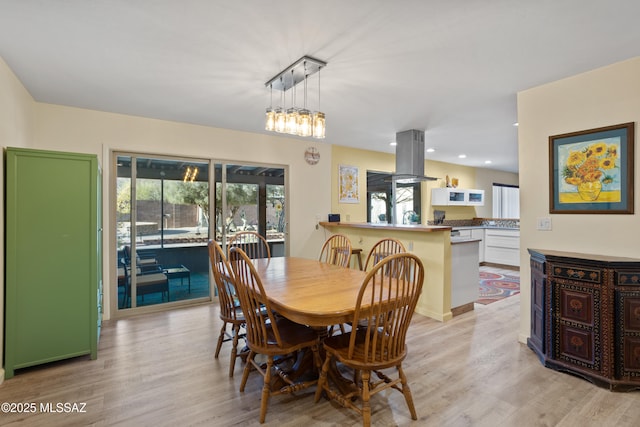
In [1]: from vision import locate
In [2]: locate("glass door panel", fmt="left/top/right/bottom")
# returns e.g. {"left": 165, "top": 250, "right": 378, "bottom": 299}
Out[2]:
{"left": 115, "top": 154, "right": 211, "bottom": 311}
{"left": 214, "top": 163, "right": 286, "bottom": 257}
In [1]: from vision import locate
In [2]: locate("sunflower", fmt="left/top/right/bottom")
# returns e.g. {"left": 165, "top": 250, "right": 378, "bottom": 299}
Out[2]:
{"left": 600, "top": 158, "right": 615, "bottom": 169}
{"left": 566, "top": 151, "right": 586, "bottom": 167}
{"left": 608, "top": 145, "right": 618, "bottom": 158}
{"left": 587, "top": 142, "right": 608, "bottom": 157}
{"left": 565, "top": 177, "right": 582, "bottom": 185}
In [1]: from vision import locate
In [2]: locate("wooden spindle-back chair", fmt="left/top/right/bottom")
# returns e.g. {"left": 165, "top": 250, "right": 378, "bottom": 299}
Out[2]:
{"left": 314, "top": 252, "right": 425, "bottom": 427}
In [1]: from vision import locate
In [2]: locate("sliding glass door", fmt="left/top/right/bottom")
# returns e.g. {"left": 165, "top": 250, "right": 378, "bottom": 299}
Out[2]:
{"left": 115, "top": 154, "right": 211, "bottom": 311}
{"left": 114, "top": 154, "right": 287, "bottom": 314}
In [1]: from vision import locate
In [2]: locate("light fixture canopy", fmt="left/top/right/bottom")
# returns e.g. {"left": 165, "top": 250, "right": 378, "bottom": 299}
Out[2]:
{"left": 265, "top": 56, "right": 327, "bottom": 139}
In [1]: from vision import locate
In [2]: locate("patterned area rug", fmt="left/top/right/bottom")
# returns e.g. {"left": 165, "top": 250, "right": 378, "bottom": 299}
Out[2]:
{"left": 477, "top": 271, "right": 520, "bottom": 305}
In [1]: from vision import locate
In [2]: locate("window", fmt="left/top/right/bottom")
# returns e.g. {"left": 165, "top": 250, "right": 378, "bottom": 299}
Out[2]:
{"left": 366, "top": 171, "right": 421, "bottom": 224}
{"left": 492, "top": 183, "right": 520, "bottom": 218}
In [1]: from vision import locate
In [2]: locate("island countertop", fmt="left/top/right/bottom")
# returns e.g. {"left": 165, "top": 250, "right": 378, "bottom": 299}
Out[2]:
{"left": 319, "top": 221, "right": 451, "bottom": 233}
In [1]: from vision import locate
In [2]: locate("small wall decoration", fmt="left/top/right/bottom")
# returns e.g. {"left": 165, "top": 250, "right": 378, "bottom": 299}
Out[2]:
{"left": 339, "top": 164, "right": 359, "bottom": 203}
{"left": 549, "top": 122, "right": 634, "bottom": 214}
{"left": 304, "top": 147, "right": 320, "bottom": 165}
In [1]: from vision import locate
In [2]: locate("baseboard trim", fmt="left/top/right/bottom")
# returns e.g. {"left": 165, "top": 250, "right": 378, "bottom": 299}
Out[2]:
{"left": 451, "top": 302, "right": 475, "bottom": 317}
{"left": 480, "top": 262, "right": 520, "bottom": 272}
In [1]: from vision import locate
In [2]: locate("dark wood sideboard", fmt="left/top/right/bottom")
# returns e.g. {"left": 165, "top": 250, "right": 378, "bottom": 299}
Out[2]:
{"left": 528, "top": 249, "right": 640, "bottom": 391}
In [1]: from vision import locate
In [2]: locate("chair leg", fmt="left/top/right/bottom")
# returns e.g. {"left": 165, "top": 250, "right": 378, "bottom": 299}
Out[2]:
{"left": 229, "top": 323, "right": 241, "bottom": 377}
{"left": 314, "top": 355, "right": 331, "bottom": 403}
{"left": 240, "top": 350, "right": 254, "bottom": 392}
{"left": 398, "top": 365, "right": 417, "bottom": 420}
{"left": 260, "top": 357, "right": 274, "bottom": 423}
{"left": 214, "top": 322, "right": 227, "bottom": 359}
{"left": 361, "top": 370, "right": 372, "bottom": 427}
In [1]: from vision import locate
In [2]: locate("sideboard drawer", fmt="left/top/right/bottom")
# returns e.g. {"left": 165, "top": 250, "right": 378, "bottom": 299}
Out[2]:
{"left": 550, "top": 263, "right": 602, "bottom": 284}
{"left": 560, "top": 288, "right": 594, "bottom": 326}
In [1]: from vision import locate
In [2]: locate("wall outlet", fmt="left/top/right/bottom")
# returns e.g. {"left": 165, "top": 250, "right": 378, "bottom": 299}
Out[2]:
{"left": 408, "top": 241, "right": 414, "bottom": 251}
{"left": 537, "top": 217, "right": 552, "bottom": 231}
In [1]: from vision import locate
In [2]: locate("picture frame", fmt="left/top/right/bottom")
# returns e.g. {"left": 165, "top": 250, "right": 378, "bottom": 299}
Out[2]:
{"left": 549, "top": 122, "right": 634, "bottom": 214}
{"left": 338, "top": 164, "right": 359, "bottom": 203}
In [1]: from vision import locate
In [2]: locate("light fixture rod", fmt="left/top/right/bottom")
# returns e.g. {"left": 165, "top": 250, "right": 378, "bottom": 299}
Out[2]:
{"left": 265, "top": 55, "right": 327, "bottom": 91}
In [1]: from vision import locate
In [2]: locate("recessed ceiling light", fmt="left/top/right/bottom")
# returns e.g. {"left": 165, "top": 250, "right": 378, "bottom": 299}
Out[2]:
{"left": 426, "top": 148, "right": 435, "bottom": 153}
{"left": 390, "top": 141, "right": 397, "bottom": 146}
{"left": 458, "top": 154, "right": 466, "bottom": 159}
{"left": 485, "top": 160, "right": 492, "bottom": 164}
{"left": 513, "top": 122, "right": 519, "bottom": 126}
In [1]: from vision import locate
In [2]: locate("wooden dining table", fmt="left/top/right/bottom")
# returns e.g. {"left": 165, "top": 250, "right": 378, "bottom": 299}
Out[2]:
{"left": 248, "top": 256, "right": 374, "bottom": 394}
{"left": 250, "top": 256, "right": 369, "bottom": 328}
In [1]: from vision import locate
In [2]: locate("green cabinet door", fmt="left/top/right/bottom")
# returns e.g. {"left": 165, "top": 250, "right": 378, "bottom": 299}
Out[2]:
{"left": 5, "top": 148, "right": 100, "bottom": 379}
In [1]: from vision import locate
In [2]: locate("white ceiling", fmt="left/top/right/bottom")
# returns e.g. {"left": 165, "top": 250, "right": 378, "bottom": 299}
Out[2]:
{"left": 2, "top": 1, "right": 640, "bottom": 174}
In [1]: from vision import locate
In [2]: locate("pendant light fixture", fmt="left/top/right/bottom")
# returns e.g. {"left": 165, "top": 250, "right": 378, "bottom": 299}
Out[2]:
{"left": 274, "top": 77, "right": 286, "bottom": 132}
{"left": 297, "top": 61, "right": 312, "bottom": 137}
{"left": 264, "top": 56, "right": 327, "bottom": 139}
{"left": 265, "top": 84, "right": 275, "bottom": 131}
{"left": 312, "top": 66, "right": 325, "bottom": 139}
{"left": 285, "top": 69, "right": 299, "bottom": 134}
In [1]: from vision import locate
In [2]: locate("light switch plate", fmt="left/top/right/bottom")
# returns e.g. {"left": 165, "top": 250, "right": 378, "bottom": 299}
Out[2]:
{"left": 537, "top": 217, "right": 552, "bottom": 231}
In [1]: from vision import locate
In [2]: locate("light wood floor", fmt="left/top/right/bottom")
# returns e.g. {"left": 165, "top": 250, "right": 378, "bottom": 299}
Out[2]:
{"left": 2, "top": 270, "right": 640, "bottom": 426}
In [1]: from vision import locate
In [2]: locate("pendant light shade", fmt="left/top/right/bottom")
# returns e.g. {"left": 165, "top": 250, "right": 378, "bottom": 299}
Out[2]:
{"left": 274, "top": 107, "right": 286, "bottom": 133}
{"left": 285, "top": 107, "right": 298, "bottom": 134}
{"left": 298, "top": 109, "right": 312, "bottom": 136}
{"left": 265, "top": 107, "right": 275, "bottom": 131}
{"left": 313, "top": 111, "right": 325, "bottom": 139}
{"left": 264, "top": 84, "right": 275, "bottom": 131}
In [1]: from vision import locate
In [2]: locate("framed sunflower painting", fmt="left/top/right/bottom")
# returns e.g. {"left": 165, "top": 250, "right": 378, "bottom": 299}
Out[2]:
{"left": 549, "top": 122, "right": 634, "bottom": 214}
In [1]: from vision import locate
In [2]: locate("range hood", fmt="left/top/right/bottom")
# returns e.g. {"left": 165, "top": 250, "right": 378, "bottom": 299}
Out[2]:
{"left": 393, "top": 129, "right": 438, "bottom": 183}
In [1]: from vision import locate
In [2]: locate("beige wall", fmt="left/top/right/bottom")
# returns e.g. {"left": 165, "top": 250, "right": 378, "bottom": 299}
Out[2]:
{"left": 330, "top": 145, "right": 517, "bottom": 222}
{"left": 0, "top": 57, "right": 35, "bottom": 382}
{"left": 517, "top": 56, "right": 640, "bottom": 343}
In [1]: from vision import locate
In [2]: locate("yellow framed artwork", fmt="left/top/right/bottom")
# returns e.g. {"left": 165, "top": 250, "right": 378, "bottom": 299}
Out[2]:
{"left": 549, "top": 122, "right": 634, "bottom": 214}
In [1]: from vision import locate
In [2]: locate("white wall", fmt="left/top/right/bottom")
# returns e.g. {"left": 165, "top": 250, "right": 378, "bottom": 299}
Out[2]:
{"left": 517, "top": 56, "right": 640, "bottom": 343}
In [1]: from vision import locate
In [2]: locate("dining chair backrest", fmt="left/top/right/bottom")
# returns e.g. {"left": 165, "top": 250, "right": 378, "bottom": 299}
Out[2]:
{"left": 208, "top": 240, "right": 241, "bottom": 322}
{"left": 228, "top": 231, "right": 271, "bottom": 260}
{"left": 350, "top": 252, "right": 424, "bottom": 363}
{"left": 364, "top": 238, "right": 407, "bottom": 271}
{"left": 228, "top": 247, "right": 281, "bottom": 349}
{"left": 318, "top": 234, "right": 352, "bottom": 268}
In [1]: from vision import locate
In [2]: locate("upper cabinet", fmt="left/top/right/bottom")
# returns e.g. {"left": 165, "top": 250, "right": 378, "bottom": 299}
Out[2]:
{"left": 432, "top": 188, "right": 484, "bottom": 206}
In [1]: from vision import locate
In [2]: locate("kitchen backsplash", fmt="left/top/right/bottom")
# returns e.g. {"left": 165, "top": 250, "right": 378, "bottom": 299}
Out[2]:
{"left": 426, "top": 217, "right": 520, "bottom": 228}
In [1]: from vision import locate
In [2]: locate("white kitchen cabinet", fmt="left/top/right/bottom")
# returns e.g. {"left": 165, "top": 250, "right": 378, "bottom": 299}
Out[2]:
{"left": 431, "top": 188, "right": 484, "bottom": 206}
{"left": 431, "top": 188, "right": 467, "bottom": 206}
{"left": 484, "top": 228, "right": 520, "bottom": 267}
{"left": 466, "top": 189, "right": 485, "bottom": 206}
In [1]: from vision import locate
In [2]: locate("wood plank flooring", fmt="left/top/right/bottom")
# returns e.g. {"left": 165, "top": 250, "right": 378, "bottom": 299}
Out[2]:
{"left": 1, "top": 269, "right": 639, "bottom": 426}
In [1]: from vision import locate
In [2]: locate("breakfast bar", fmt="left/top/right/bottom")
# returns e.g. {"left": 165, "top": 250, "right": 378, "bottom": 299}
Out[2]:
{"left": 320, "top": 221, "right": 454, "bottom": 321}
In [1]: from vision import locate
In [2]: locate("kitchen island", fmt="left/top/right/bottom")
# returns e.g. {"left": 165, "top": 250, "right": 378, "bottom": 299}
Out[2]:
{"left": 320, "top": 221, "right": 454, "bottom": 321}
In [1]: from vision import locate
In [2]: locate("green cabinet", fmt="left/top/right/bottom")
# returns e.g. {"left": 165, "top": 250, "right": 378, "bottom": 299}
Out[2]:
{"left": 5, "top": 147, "right": 101, "bottom": 379}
